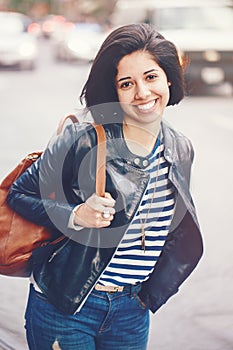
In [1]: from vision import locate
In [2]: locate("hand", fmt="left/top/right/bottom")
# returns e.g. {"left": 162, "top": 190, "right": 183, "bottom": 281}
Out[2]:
{"left": 73, "top": 192, "right": 115, "bottom": 228}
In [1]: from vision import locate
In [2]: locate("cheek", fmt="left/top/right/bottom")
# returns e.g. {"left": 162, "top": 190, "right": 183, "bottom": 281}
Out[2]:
{"left": 164, "top": 87, "right": 170, "bottom": 104}
{"left": 117, "top": 90, "right": 132, "bottom": 104}
{"left": 158, "top": 83, "right": 170, "bottom": 104}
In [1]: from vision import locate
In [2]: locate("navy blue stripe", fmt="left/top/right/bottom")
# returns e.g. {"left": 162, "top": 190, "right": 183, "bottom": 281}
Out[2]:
{"left": 155, "top": 214, "right": 174, "bottom": 222}
{"left": 102, "top": 271, "right": 152, "bottom": 280}
{"left": 148, "top": 160, "right": 168, "bottom": 173}
{"left": 145, "top": 235, "right": 168, "bottom": 242}
{"left": 147, "top": 137, "right": 162, "bottom": 159}
{"left": 147, "top": 226, "right": 169, "bottom": 232}
{"left": 148, "top": 146, "right": 164, "bottom": 161}
{"left": 109, "top": 263, "right": 153, "bottom": 271}
{"left": 114, "top": 254, "right": 159, "bottom": 261}
{"left": 121, "top": 237, "right": 141, "bottom": 244}
{"left": 142, "top": 204, "right": 174, "bottom": 214}
{"left": 123, "top": 231, "right": 168, "bottom": 241}
{"left": 117, "top": 245, "right": 163, "bottom": 252}
{"left": 134, "top": 204, "right": 175, "bottom": 219}
{"left": 149, "top": 173, "right": 167, "bottom": 183}
{"left": 142, "top": 234, "right": 167, "bottom": 240}
{"left": 146, "top": 182, "right": 173, "bottom": 194}
{"left": 140, "top": 192, "right": 174, "bottom": 207}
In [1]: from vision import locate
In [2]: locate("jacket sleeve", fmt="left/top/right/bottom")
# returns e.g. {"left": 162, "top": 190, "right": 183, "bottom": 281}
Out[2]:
{"left": 139, "top": 210, "right": 203, "bottom": 314}
{"left": 7, "top": 124, "right": 79, "bottom": 234}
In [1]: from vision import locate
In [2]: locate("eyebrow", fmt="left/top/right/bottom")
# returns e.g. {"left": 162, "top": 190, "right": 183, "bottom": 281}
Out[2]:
{"left": 116, "top": 69, "right": 158, "bottom": 83}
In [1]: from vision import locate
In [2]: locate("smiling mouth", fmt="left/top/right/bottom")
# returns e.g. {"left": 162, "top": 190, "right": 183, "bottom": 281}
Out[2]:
{"left": 137, "top": 100, "right": 157, "bottom": 111}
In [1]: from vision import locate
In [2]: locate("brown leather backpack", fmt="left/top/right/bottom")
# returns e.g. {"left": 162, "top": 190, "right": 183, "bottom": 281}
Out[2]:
{"left": 0, "top": 115, "right": 106, "bottom": 277}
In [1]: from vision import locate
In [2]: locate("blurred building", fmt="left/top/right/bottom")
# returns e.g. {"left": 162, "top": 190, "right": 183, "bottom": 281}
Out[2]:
{"left": 0, "top": 0, "right": 118, "bottom": 24}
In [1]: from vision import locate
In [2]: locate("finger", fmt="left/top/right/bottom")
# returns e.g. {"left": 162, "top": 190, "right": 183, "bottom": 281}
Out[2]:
{"left": 100, "top": 215, "right": 114, "bottom": 227}
{"left": 87, "top": 196, "right": 115, "bottom": 213}
{"left": 100, "top": 192, "right": 116, "bottom": 207}
{"left": 101, "top": 221, "right": 112, "bottom": 227}
{"left": 86, "top": 193, "right": 114, "bottom": 209}
{"left": 104, "top": 192, "right": 114, "bottom": 200}
{"left": 86, "top": 193, "right": 101, "bottom": 211}
{"left": 101, "top": 203, "right": 116, "bottom": 212}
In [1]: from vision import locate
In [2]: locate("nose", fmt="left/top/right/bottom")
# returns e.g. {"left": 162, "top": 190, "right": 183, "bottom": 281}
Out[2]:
{"left": 135, "top": 82, "right": 151, "bottom": 100}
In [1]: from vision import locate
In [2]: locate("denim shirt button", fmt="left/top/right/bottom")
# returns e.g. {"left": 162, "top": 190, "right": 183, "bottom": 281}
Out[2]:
{"left": 134, "top": 158, "right": 140, "bottom": 165}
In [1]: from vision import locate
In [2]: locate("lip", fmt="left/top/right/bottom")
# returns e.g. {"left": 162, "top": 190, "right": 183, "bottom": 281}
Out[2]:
{"left": 135, "top": 99, "right": 158, "bottom": 113}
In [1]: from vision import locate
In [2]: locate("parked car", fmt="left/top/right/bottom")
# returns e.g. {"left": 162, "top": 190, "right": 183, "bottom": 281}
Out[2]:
{"left": 53, "top": 23, "right": 107, "bottom": 63}
{"left": 111, "top": 0, "right": 233, "bottom": 94}
{"left": 0, "top": 11, "right": 38, "bottom": 70}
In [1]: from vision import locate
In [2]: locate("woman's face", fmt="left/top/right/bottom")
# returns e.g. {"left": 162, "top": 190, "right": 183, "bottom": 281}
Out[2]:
{"left": 115, "top": 50, "right": 170, "bottom": 126}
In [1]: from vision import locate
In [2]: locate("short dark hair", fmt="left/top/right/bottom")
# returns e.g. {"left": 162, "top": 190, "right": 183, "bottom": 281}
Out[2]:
{"left": 80, "top": 23, "right": 186, "bottom": 123}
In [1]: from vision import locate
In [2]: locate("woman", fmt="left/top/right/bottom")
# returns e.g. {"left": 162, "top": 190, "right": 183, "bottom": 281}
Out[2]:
{"left": 7, "top": 23, "right": 203, "bottom": 350}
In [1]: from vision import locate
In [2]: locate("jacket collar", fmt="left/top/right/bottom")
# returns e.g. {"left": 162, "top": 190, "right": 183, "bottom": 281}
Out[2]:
{"left": 105, "top": 121, "right": 179, "bottom": 169}
{"left": 162, "top": 121, "right": 179, "bottom": 165}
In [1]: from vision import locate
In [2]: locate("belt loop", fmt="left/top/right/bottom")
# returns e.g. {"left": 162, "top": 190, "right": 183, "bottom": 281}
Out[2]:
{"left": 130, "top": 285, "right": 134, "bottom": 298}
{"left": 130, "top": 283, "right": 141, "bottom": 298}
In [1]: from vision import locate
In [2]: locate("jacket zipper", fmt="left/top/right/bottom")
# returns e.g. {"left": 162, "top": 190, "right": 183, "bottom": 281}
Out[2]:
{"left": 48, "top": 237, "right": 71, "bottom": 263}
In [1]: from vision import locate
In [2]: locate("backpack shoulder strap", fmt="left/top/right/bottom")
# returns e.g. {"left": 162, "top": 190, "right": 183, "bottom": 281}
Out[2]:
{"left": 57, "top": 115, "right": 106, "bottom": 197}
{"left": 92, "top": 123, "right": 106, "bottom": 197}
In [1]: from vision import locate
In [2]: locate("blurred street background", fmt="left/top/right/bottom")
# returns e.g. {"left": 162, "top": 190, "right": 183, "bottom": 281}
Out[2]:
{"left": 0, "top": 0, "right": 233, "bottom": 349}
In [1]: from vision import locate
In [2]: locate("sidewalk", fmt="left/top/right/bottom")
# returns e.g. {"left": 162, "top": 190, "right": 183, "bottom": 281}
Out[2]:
{"left": 0, "top": 267, "right": 233, "bottom": 350}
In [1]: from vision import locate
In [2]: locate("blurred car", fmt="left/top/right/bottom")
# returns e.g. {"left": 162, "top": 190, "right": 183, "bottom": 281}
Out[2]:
{"left": 27, "top": 20, "right": 43, "bottom": 38}
{"left": 53, "top": 23, "right": 107, "bottom": 62}
{"left": 0, "top": 11, "right": 38, "bottom": 70}
{"left": 112, "top": 0, "right": 233, "bottom": 94}
{"left": 41, "top": 14, "right": 70, "bottom": 39}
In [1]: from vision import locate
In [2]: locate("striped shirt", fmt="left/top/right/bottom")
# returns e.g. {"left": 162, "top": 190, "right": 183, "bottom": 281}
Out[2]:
{"left": 98, "top": 135, "right": 176, "bottom": 286}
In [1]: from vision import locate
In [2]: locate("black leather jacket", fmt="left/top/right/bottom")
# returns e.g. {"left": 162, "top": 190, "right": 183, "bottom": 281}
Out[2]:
{"left": 7, "top": 121, "right": 203, "bottom": 315}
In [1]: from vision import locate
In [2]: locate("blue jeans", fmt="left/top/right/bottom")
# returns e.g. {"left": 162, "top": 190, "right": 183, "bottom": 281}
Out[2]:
{"left": 25, "top": 284, "right": 150, "bottom": 350}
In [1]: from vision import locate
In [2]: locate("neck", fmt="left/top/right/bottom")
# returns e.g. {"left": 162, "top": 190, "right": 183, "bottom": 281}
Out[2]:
{"left": 123, "top": 120, "right": 161, "bottom": 156}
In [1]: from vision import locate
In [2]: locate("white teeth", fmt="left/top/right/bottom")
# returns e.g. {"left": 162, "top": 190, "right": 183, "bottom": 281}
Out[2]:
{"left": 137, "top": 100, "right": 155, "bottom": 111}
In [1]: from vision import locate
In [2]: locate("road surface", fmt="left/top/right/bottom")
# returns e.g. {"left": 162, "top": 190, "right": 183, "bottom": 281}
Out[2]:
{"left": 0, "top": 39, "right": 232, "bottom": 350}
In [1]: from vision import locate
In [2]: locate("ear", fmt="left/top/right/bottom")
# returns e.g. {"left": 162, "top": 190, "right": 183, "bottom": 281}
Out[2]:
{"left": 168, "top": 82, "right": 172, "bottom": 87}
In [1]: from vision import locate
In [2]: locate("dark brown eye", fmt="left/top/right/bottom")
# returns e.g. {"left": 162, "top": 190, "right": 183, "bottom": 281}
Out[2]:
{"left": 147, "top": 74, "right": 157, "bottom": 80}
{"left": 120, "top": 81, "right": 132, "bottom": 89}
